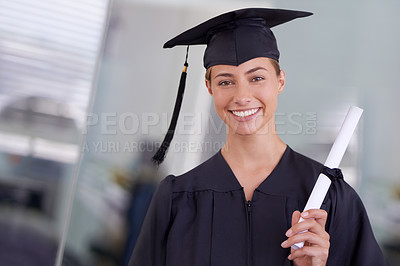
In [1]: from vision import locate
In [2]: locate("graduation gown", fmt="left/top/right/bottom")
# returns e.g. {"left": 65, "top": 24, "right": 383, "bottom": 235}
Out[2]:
{"left": 129, "top": 146, "right": 386, "bottom": 266}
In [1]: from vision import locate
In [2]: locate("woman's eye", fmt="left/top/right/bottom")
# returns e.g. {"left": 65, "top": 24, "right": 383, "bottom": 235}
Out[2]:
{"left": 218, "top": 80, "right": 233, "bottom": 86}
{"left": 252, "top": 76, "right": 264, "bottom": 82}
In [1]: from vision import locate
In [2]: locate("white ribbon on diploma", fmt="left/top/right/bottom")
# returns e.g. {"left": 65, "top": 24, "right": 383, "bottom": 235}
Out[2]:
{"left": 291, "top": 106, "right": 363, "bottom": 250}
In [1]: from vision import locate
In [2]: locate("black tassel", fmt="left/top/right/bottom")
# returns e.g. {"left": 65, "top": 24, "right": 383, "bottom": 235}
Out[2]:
{"left": 152, "top": 46, "right": 189, "bottom": 165}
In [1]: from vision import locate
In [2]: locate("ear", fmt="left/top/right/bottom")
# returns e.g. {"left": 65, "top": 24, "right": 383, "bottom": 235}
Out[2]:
{"left": 277, "top": 70, "right": 286, "bottom": 94}
{"left": 205, "top": 79, "right": 213, "bottom": 95}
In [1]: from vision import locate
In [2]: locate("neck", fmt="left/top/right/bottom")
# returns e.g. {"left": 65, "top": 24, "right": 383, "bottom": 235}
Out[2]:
{"left": 222, "top": 122, "right": 286, "bottom": 169}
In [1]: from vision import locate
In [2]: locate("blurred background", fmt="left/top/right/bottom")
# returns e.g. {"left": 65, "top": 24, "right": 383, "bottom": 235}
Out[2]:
{"left": 0, "top": 0, "right": 399, "bottom": 265}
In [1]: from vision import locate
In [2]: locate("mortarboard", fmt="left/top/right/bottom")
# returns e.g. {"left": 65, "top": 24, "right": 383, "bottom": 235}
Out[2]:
{"left": 152, "top": 8, "right": 313, "bottom": 165}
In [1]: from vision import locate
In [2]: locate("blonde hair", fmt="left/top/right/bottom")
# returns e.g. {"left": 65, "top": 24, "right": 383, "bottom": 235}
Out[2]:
{"left": 205, "top": 67, "right": 212, "bottom": 82}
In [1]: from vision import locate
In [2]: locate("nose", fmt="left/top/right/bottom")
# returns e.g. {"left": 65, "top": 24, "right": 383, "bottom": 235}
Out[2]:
{"left": 234, "top": 83, "right": 251, "bottom": 105}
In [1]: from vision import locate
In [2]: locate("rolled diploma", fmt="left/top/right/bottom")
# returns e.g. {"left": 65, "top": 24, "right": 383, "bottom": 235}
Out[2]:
{"left": 291, "top": 106, "right": 363, "bottom": 250}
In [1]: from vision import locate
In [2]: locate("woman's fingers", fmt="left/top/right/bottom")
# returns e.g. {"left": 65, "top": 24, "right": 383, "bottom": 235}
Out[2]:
{"left": 286, "top": 217, "right": 329, "bottom": 241}
{"left": 286, "top": 209, "right": 329, "bottom": 239}
{"left": 282, "top": 209, "right": 330, "bottom": 248}
{"left": 301, "top": 209, "right": 328, "bottom": 228}
{"left": 288, "top": 245, "right": 329, "bottom": 261}
{"left": 291, "top": 210, "right": 301, "bottom": 226}
{"left": 281, "top": 231, "right": 329, "bottom": 248}
{"left": 283, "top": 209, "right": 330, "bottom": 265}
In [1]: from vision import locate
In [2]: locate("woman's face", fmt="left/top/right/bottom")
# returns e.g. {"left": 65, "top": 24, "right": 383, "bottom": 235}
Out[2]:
{"left": 206, "top": 57, "right": 285, "bottom": 136}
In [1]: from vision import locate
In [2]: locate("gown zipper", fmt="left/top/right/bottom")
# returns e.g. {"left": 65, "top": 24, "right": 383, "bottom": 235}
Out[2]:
{"left": 246, "top": 200, "right": 252, "bottom": 266}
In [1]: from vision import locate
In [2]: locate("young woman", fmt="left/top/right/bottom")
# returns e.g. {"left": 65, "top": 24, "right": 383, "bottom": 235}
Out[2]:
{"left": 129, "top": 8, "right": 386, "bottom": 266}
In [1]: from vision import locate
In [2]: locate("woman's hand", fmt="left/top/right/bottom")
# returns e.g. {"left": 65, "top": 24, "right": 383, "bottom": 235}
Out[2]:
{"left": 281, "top": 209, "right": 330, "bottom": 266}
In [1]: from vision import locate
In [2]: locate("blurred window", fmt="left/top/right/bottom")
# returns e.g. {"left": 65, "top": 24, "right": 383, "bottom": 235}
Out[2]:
{"left": 0, "top": 0, "right": 109, "bottom": 162}
{"left": 0, "top": 0, "right": 109, "bottom": 126}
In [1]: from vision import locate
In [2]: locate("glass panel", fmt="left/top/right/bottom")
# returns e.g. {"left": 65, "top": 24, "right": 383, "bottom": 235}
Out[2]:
{"left": 0, "top": 0, "right": 109, "bottom": 265}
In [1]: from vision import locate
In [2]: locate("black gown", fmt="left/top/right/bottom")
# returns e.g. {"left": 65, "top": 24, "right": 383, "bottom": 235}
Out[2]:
{"left": 128, "top": 146, "right": 386, "bottom": 266}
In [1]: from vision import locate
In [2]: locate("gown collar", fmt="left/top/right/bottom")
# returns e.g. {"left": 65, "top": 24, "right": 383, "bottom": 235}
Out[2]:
{"left": 214, "top": 145, "right": 311, "bottom": 196}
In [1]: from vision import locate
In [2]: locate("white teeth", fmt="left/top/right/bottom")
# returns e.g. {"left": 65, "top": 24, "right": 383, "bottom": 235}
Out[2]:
{"left": 232, "top": 108, "right": 259, "bottom": 117}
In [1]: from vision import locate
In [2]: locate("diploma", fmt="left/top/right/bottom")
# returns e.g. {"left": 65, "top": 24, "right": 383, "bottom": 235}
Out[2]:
{"left": 292, "top": 106, "right": 363, "bottom": 250}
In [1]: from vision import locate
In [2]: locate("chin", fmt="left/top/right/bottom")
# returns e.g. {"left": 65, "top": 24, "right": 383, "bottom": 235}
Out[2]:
{"left": 234, "top": 131, "right": 257, "bottom": 136}
{"left": 228, "top": 123, "right": 259, "bottom": 136}
{"left": 230, "top": 119, "right": 274, "bottom": 136}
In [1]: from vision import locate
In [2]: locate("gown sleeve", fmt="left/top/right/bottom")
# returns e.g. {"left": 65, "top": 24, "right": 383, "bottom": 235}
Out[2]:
{"left": 325, "top": 174, "right": 387, "bottom": 266}
{"left": 128, "top": 175, "right": 174, "bottom": 266}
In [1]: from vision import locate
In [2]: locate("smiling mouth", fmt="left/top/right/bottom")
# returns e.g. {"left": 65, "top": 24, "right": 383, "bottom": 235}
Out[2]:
{"left": 230, "top": 108, "right": 260, "bottom": 118}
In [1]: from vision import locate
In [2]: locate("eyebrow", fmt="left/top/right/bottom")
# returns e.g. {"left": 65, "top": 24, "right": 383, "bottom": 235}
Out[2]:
{"left": 214, "top": 72, "right": 233, "bottom": 79}
{"left": 213, "top": 66, "right": 268, "bottom": 79}
{"left": 245, "top": 66, "right": 268, "bottom": 75}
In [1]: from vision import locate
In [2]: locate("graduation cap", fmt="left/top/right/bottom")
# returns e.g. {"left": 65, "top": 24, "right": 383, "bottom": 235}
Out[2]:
{"left": 152, "top": 8, "right": 313, "bottom": 165}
